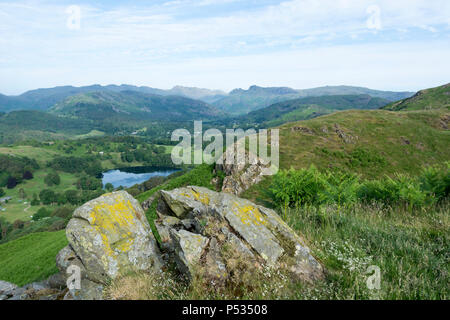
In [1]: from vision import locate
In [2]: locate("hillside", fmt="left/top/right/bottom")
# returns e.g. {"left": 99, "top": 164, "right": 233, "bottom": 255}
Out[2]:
{"left": 0, "top": 231, "right": 67, "bottom": 286}
{"left": 213, "top": 85, "right": 414, "bottom": 115}
{"left": 49, "top": 91, "right": 225, "bottom": 121}
{"left": 0, "top": 111, "right": 97, "bottom": 144}
{"left": 235, "top": 94, "right": 390, "bottom": 127}
{"left": 277, "top": 109, "right": 449, "bottom": 177}
{"left": 383, "top": 83, "right": 450, "bottom": 111}
{"left": 300, "top": 85, "right": 414, "bottom": 101}
{"left": 0, "top": 84, "right": 227, "bottom": 112}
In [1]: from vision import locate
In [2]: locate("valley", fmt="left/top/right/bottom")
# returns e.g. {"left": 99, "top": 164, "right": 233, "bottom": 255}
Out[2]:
{"left": 0, "top": 82, "right": 448, "bottom": 300}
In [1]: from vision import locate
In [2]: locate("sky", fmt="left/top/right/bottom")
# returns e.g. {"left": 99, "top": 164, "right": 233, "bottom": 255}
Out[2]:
{"left": 0, "top": 0, "right": 449, "bottom": 95}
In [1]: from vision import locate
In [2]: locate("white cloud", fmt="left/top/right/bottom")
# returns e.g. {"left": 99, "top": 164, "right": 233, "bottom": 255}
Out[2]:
{"left": 0, "top": 0, "right": 449, "bottom": 94}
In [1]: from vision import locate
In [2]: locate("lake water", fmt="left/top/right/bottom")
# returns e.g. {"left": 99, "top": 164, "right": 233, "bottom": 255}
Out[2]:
{"left": 102, "top": 167, "right": 180, "bottom": 188}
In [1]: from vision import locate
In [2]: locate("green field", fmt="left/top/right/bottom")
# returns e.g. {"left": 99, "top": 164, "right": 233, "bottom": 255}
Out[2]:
{"left": 0, "top": 169, "right": 78, "bottom": 223}
{"left": 0, "top": 231, "right": 67, "bottom": 286}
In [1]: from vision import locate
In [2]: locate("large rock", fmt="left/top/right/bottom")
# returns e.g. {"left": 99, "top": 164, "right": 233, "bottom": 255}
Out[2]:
{"left": 0, "top": 281, "right": 17, "bottom": 295}
{"left": 215, "top": 144, "right": 271, "bottom": 195}
{"left": 65, "top": 191, "right": 162, "bottom": 284}
{"left": 155, "top": 186, "right": 324, "bottom": 283}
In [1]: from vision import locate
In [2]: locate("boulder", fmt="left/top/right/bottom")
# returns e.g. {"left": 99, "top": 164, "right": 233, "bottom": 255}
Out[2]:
{"left": 64, "top": 191, "right": 163, "bottom": 284}
{"left": 170, "top": 229, "right": 209, "bottom": 278}
{"left": 155, "top": 186, "right": 324, "bottom": 283}
{"left": 0, "top": 281, "right": 17, "bottom": 295}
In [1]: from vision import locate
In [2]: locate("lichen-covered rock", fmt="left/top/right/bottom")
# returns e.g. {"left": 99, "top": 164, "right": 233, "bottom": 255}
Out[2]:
{"left": 170, "top": 229, "right": 209, "bottom": 278}
{"left": 216, "top": 145, "right": 271, "bottom": 195}
{"left": 0, "top": 281, "right": 17, "bottom": 294}
{"left": 65, "top": 191, "right": 162, "bottom": 284}
{"left": 157, "top": 186, "right": 324, "bottom": 283}
{"left": 64, "top": 279, "right": 104, "bottom": 300}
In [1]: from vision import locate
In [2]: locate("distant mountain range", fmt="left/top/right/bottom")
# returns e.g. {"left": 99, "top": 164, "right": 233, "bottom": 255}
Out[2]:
{"left": 0, "top": 84, "right": 414, "bottom": 115}
{"left": 0, "top": 84, "right": 226, "bottom": 113}
{"left": 49, "top": 90, "right": 225, "bottom": 121}
{"left": 212, "top": 85, "right": 415, "bottom": 115}
{"left": 234, "top": 94, "right": 390, "bottom": 128}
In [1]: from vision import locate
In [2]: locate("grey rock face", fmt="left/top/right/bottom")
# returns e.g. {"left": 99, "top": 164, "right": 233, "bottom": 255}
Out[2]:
{"left": 55, "top": 191, "right": 164, "bottom": 300}
{"left": 0, "top": 281, "right": 17, "bottom": 295}
{"left": 155, "top": 186, "right": 324, "bottom": 283}
{"left": 215, "top": 144, "right": 272, "bottom": 195}
{"left": 65, "top": 191, "right": 162, "bottom": 284}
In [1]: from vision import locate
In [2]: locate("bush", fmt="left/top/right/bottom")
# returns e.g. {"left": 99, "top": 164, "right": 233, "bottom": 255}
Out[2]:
{"left": 6, "top": 177, "right": 17, "bottom": 189}
{"left": 51, "top": 207, "right": 73, "bottom": 220}
{"left": 269, "top": 166, "right": 328, "bottom": 207}
{"left": 39, "top": 189, "right": 57, "bottom": 205}
{"left": 0, "top": 188, "right": 4, "bottom": 197}
{"left": 105, "top": 183, "right": 114, "bottom": 192}
{"left": 270, "top": 164, "right": 449, "bottom": 209}
{"left": 23, "top": 171, "right": 33, "bottom": 180}
{"left": 32, "top": 208, "right": 52, "bottom": 221}
{"left": 44, "top": 172, "right": 61, "bottom": 186}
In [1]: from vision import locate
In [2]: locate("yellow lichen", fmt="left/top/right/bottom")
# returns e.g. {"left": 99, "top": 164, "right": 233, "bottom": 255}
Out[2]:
{"left": 88, "top": 194, "right": 138, "bottom": 258}
{"left": 180, "top": 190, "right": 210, "bottom": 205}
{"left": 231, "top": 202, "right": 267, "bottom": 226}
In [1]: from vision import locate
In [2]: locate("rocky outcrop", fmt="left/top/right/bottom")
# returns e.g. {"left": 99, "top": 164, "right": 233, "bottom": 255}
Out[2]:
{"left": 59, "top": 191, "right": 163, "bottom": 299}
{"left": 0, "top": 277, "right": 66, "bottom": 301}
{"left": 154, "top": 186, "right": 324, "bottom": 283}
{"left": 4, "top": 187, "right": 323, "bottom": 300}
{"left": 215, "top": 145, "right": 271, "bottom": 195}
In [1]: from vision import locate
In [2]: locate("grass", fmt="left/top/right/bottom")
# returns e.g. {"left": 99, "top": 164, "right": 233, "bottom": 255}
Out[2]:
{"left": 105, "top": 202, "right": 449, "bottom": 300}
{"left": 0, "top": 145, "right": 60, "bottom": 164}
{"left": 383, "top": 83, "right": 450, "bottom": 111}
{"left": 282, "top": 202, "right": 449, "bottom": 299}
{"left": 0, "top": 230, "right": 67, "bottom": 286}
{"left": 275, "top": 109, "right": 449, "bottom": 179}
{"left": 0, "top": 169, "right": 78, "bottom": 222}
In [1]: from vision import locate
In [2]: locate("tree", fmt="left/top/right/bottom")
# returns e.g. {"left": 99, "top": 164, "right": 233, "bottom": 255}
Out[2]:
{"left": 105, "top": 183, "right": 114, "bottom": 192}
{"left": 39, "top": 189, "right": 56, "bottom": 205}
{"left": 6, "top": 176, "right": 17, "bottom": 189}
{"left": 51, "top": 207, "right": 73, "bottom": 219}
{"left": 65, "top": 190, "right": 79, "bottom": 205}
{"left": 23, "top": 171, "right": 33, "bottom": 180}
{"left": 32, "top": 207, "right": 51, "bottom": 221}
{"left": 19, "top": 188, "right": 26, "bottom": 199}
{"left": 31, "top": 193, "right": 40, "bottom": 206}
{"left": 45, "top": 172, "right": 61, "bottom": 186}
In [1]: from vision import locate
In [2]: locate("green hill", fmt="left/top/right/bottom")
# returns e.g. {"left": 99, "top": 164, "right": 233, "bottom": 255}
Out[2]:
{"left": 383, "top": 83, "right": 450, "bottom": 111}
{"left": 0, "top": 110, "right": 97, "bottom": 144}
{"left": 0, "top": 231, "right": 67, "bottom": 286}
{"left": 49, "top": 91, "right": 225, "bottom": 121}
{"left": 235, "top": 94, "right": 390, "bottom": 127}
{"left": 273, "top": 109, "right": 449, "bottom": 179}
{"left": 213, "top": 85, "right": 413, "bottom": 115}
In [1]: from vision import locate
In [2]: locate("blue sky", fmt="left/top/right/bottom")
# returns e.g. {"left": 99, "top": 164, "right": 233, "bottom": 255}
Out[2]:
{"left": 0, "top": 0, "right": 449, "bottom": 95}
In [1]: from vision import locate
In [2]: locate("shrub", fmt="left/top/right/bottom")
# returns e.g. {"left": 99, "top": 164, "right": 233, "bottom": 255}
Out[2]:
{"left": 39, "top": 189, "right": 57, "bottom": 205}
{"left": 270, "top": 166, "right": 328, "bottom": 207}
{"left": 51, "top": 207, "right": 73, "bottom": 220}
{"left": 6, "top": 177, "right": 17, "bottom": 189}
{"left": 0, "top": 188, "right": 4, "bottom": 197}
{"left": 44, "top": 172, "right": 61, "bottom": 186}
{"left": 32, "top": 208, "right": 52, "bottom": 221}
